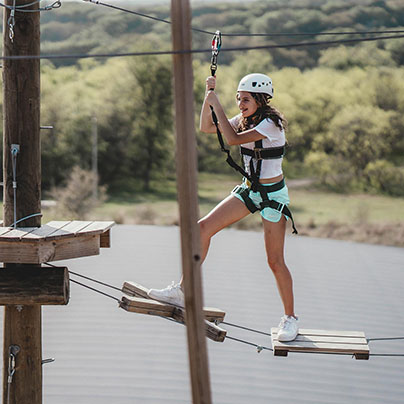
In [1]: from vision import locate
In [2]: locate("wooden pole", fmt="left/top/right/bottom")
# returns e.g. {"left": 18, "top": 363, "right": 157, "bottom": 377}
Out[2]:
{"left": 2, "top": 0, "right": 42, "bottom": 402}
{"left": 170, "top": 1, "right": 212, "bottom": 404}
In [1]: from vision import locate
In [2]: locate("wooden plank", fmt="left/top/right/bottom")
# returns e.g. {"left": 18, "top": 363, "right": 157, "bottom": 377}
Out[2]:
{"left": 38, "top": 234, "right": 100, "bottom": 263}
{"left": 122, "top": 281, "right": 226, "bottom": 323}
{"left": 273, "top": 334, "right": 368, "bottom": 345}
{"left": 0, "top": 234, "right": 101, "bottom": 264}
{"left": 0, "top": 227, "right": 13, "bottom": 236}
{"left": 271, "top": 328, "right": 370, "bottom": 360}
{"left": 172, "top": 308, "right": 227, "bottom": 342}
{"left": 120, "top": 296, "right": 175, "bottom": 317}
{"left": 122, "top": 281, "right": 149, "bottom": 299}
{"left": 0, "top": 241, "right": 42, "bottom": 264}
{"left": 20, "top": 221, "right": 71, "bottom": 240}
{"left": 76, "top": 221, "right": 115, "bottom": 235}
{"left": 100, "top": 229, "right": 111, "bottom": 248}
{"left": 272, "top": 328, "right": 366, "bottom": 338}
{"left": 42, "top": 221, "right": 93, "bottom": 240}
{"left": 0, "top": 227, "right": 38, "bottom": 241}
{"left": 0, "top": 266, "right": 69, "bottom": 305}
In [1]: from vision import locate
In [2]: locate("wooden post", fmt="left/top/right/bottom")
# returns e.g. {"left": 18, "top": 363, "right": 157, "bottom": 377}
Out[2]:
{"left": 171, "top": 1, "right": 212, "bottom": 404}
{"left": 2, "top": 0, "right": 42, "bottom": 402}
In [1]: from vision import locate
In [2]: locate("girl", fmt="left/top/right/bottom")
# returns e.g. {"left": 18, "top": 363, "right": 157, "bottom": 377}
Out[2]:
{"left": 148, "top": 73, "right": 298, "bottom": 342}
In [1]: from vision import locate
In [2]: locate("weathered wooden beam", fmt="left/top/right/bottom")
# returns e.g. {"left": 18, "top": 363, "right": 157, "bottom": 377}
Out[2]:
{"left": 172, "top": 308, "right": 227, "bottom": 343}
{"left": 0, "top": 266, "right": 69, "bottom": 305}
{"left": 120, "top": 296, "right": 175, "bottom": 317}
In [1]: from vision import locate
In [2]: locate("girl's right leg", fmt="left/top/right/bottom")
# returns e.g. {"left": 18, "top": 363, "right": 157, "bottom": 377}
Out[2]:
{"left": 199, "top": 194, "right": 251, "bottom": 263}
{"left": 148, "top": 195, "right": 250, "bottom": 306}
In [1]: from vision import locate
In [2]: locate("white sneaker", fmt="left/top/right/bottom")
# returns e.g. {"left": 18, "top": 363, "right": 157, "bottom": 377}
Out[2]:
{"left": 277, "top": 315, "right": 299, "bottom": 342}
{"left": 147, "top": 282, "right": 185, "bottom": 308}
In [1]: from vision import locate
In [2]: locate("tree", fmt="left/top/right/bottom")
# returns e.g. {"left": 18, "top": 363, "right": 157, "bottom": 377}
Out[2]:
{"left": 128, "top": 55, "right": 174, "bottom": 191}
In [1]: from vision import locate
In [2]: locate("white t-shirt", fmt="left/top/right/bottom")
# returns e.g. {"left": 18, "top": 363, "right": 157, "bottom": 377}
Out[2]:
{"left": 228, "top": 114, "right": 285, "bottom": 179}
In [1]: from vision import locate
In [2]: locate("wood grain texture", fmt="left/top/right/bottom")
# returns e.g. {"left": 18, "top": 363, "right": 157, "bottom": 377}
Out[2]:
{"left": 0, "top": 266, "right": 69, "bottom": 305}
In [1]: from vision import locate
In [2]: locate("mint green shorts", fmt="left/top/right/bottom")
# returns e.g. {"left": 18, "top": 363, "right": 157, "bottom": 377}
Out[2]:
{"left": 231, "top": 181, "right": 290, "bottom": 223}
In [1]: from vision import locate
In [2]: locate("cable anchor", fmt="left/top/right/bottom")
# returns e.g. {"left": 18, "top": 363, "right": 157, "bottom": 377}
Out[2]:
{"left": 7, "top": 0, "right": 17, "bottom": 43}
{"left": 8, "top": 345, "right": 20, "bottom": 384}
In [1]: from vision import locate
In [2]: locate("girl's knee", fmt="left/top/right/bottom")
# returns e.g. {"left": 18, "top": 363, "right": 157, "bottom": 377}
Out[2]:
{"left": 267, "top": 256, "right": 286, "bottom": 273}
{"left": 199, "top": 219, "right": 213, "bottom": 240}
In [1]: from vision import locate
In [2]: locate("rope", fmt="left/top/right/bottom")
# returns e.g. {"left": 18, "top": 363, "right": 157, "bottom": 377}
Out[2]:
{"left": 69, "top": 278, "right": 122, "bottom": 304}
{"left": 68, "top": 270, "right": 123, "bottom": 293}
{"left": 42, "top": 266, "right": 404, "bottom": 359}
{"left": 84, "top": 0, "right": 404, "bottom": 38}
{"left": 2, "top": 32, "right": 404, "bottom": 61}
{"left": 221, "top": 321, "right": 271, "bottom": 337}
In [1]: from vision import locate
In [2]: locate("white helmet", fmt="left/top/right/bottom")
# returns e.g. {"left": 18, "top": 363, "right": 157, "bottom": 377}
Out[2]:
{"left": 237, "top": 73, "right": 273, "bottom": 98}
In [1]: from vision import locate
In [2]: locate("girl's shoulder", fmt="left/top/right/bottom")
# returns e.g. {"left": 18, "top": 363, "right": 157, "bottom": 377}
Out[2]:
{"left": 228, "top": 113, "right": 242, "bottom": 129}
{"left": 255, "top": 117, "right": 285, "bottom": 138}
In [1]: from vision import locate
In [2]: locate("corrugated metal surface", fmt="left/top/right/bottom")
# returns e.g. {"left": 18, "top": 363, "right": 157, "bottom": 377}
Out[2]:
{"left": 2, "top": 224, "right": 404, "bottom": 403}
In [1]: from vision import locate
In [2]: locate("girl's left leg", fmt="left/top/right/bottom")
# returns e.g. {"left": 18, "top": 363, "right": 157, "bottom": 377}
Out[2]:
{"left": 262, "top": 216, "right": 298, "bottom": 341}
{"left": 262, "top": 216, "right": 295, "bottom": 317}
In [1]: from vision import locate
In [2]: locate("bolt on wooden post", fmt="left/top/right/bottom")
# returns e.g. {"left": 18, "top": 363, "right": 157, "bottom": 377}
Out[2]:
{"left": 2, "top": 0, "right": 42, "bottom": 402}
{"left": 171, "top": 1, "right": 212, "bottom": 404}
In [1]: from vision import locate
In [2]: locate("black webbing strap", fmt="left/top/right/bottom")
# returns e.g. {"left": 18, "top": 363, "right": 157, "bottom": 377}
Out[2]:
{"left": 232, "top": 180, "right": 298, "bottom": 234}
{"left": 260, "top": 199, "right": 298, "bottom": 234}
{"left": 211, "top": 110, "right": 255, "bottom": 183}
{"left": 233, "top": 186, "right": 259, "bottom": 213}
{"left": 240, "top": 145, "right": 285, "bottom": 160}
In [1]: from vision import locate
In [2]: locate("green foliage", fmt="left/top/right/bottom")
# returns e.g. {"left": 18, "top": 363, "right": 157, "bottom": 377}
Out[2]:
{"left": 52, "top": 166, "right": 106, "bottom": 219}
{"left": 30, "top": 1, "right": 404, "bottom": 198}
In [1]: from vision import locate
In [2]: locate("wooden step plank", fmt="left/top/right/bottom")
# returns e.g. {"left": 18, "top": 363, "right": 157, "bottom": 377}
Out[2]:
{"left": 122, "top": 281, "right": 226, "bottom": 323}
{"left": 272, "top": 333, "right": 368, "bottom": 345}
{"left": 120, "top": 295, "right": 226, "bottom": 342}
{"left": 274, "top": 328, "right": 366, "bottom": 338}
{"left": 171, "top": 308, "right": 227, "bottom": 342}
{"left": 273, "top": 341, "right": 369, "bottom": 354}
{"left": 120, "top": 296, "right": 175, "bottom": 317}
{"left": 271, "top": 328, "right": 370, "bottom": 360}
{"left": 122, "top": 281, "right": 149, "bottom": 299}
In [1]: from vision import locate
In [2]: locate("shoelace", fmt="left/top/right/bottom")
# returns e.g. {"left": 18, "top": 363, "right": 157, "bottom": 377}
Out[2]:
{"left": 279, "top": 316, "right": 294, "bottom": 330}
{"left": 165, "top": 281, "right": 180, "bottom": 292}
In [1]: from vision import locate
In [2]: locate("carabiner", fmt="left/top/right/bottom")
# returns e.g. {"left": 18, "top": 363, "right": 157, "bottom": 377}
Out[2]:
{"left": 211, "top": 30, "right": 222, "bottom": 54}
{"left": 210, "top": 30, "right": 222, "bottom": 76}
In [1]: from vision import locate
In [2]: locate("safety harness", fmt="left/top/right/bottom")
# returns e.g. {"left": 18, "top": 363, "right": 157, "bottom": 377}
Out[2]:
{"left": 209, "top": 32, "right": 297, "bottom": 234}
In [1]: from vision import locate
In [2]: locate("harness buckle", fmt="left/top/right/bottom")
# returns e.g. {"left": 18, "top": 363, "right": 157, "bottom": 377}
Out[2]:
{"left": 277, "top": 202, "right": 285, "bottom": 213}
{"left": 253, "top": 148, "right": 263, "bottom": 160}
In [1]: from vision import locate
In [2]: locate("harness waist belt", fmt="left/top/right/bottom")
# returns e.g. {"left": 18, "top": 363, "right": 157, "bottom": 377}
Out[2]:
{"left": 240, "top": 145, "right": 285, "bottom": 160}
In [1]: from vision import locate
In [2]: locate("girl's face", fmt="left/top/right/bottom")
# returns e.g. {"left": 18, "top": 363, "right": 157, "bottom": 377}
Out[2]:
{"left": 237, "top": 91, "right": 259, "bottom": 118}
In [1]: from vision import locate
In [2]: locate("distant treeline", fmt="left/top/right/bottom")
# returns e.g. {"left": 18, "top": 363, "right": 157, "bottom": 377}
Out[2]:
{"left": 0, "top": 0, "right": 403, "bottom": 196}
{"left": 35, "top": 0, "right": 404, "bottom": 69}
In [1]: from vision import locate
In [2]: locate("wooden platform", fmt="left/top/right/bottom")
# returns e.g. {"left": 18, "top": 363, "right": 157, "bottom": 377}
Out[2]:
{"left": 0, "top": 220, "right": 114, "bottom": 264}
{"left": 271, "top": 328, "right": 370, "bottom": 360}
{"left": 121, "top": 281, "right": 227, "bottom": 343}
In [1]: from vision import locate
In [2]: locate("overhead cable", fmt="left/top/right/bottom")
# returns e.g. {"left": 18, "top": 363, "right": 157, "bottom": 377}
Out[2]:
{"left": 3, "top": 32, "right": 404, "bottom": 61}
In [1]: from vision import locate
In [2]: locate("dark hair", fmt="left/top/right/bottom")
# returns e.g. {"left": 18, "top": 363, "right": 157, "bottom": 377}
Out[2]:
{"left": 237, "top": 92, "right": 287, "bottom": 133}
